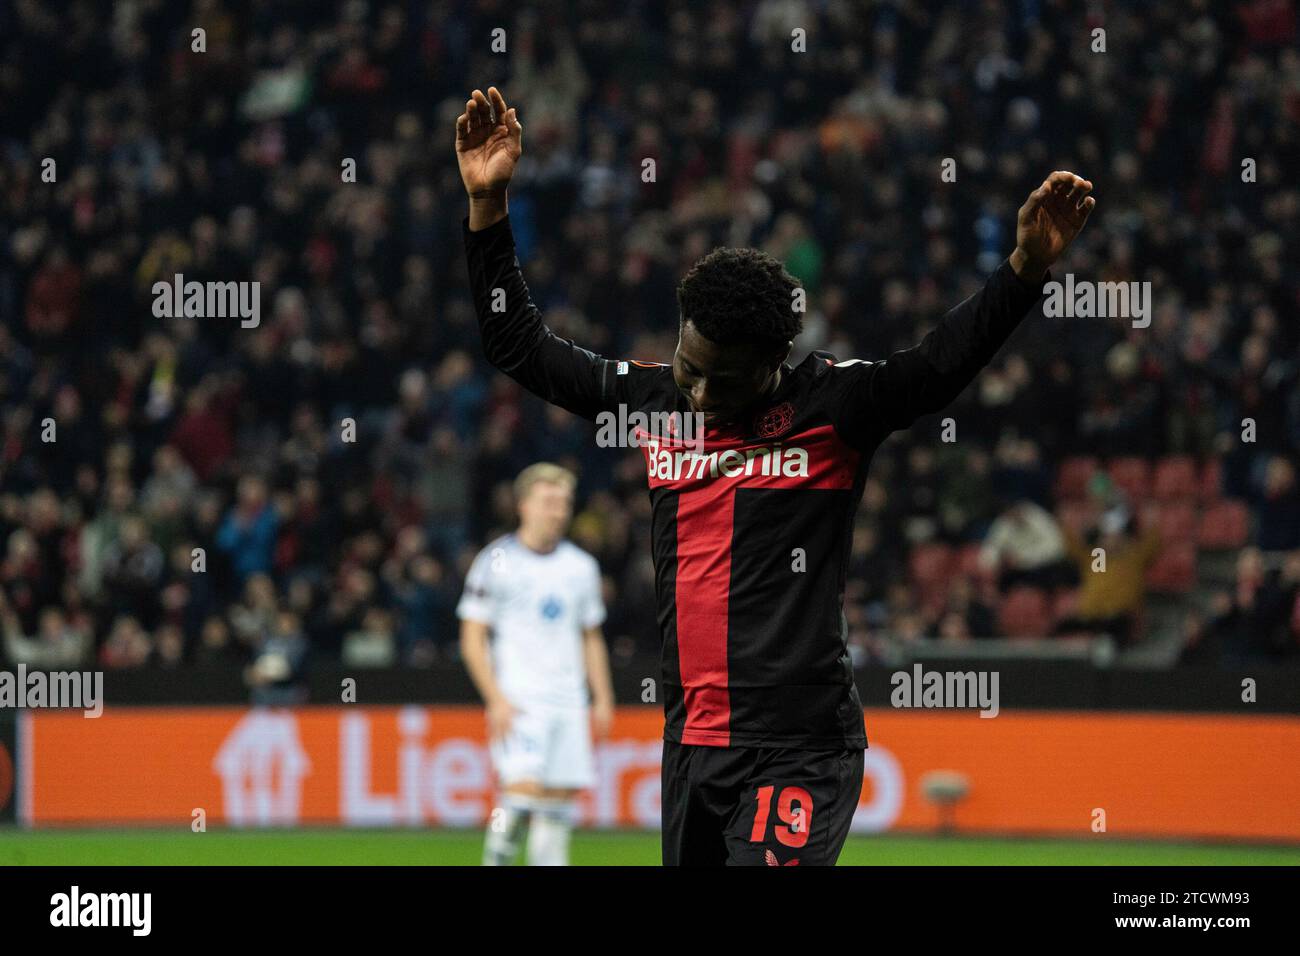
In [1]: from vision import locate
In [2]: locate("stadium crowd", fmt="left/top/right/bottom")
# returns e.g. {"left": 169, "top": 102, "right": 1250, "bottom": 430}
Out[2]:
{"left": 2, "top": 0, "right": 1299, "bottom": 686}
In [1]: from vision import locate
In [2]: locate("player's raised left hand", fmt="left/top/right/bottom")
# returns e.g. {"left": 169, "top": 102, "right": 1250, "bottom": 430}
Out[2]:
{"left": 1011, "top": 170, "right": 1095, "bottom": 281}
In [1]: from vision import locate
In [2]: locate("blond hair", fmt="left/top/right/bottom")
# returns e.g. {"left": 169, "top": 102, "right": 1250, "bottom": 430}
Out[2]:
{"left": 514, "top": 462, "right": 577, "bottom": 504}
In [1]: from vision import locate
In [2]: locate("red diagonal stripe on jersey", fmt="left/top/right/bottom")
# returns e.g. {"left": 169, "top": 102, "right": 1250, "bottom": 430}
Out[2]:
{"left": 675, "top": 483, "right": 735, "bottom": 745}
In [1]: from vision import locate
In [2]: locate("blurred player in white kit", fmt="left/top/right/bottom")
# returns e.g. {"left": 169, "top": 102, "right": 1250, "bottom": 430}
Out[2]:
{"left": 458, "top": 462, "right": 615, "bottom": 865}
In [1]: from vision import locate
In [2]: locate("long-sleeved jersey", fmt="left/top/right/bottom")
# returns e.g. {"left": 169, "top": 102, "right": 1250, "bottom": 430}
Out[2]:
{"left": 464, "top": 214, "right": 1048, "bottom": 749}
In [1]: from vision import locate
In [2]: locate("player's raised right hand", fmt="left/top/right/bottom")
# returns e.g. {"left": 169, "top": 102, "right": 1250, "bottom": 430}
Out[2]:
{"left": 455, "top": 86, "right": 521, "bottom": 199}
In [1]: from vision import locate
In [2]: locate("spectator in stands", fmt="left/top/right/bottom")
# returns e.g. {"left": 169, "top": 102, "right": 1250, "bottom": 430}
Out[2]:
{"left": 978, "top": 500, "right": 1073, "bottom": 592}
{"left": 216, "top": 475, "right": 279, "bottom": 585}
{"left": 936, "top": 576, "right": 996, "bottom": 639}
{"left": 890, "top": 610, "right": 927, "bottom": 645}
{"left": 1206, "top": 549, "right": 1277, "bottom": 664}
{"left": 100, "top": 515, "right": 166, "bottom": 630}
{"left": 228, "top": 573, "right": 280, "bottom": 652}
{"left": 0, "top": 0, "right": 1296, "bottom": 676}
{"left": 170, "top": 380, "right": 238, "bottom": 483}
{"left": 936, "top": 611, "right": 972, "bottom": 643}
{"left": 100, "top": 615, "right": 153, "bottom": 668}
{"left": 25, "top": 245, "right": 82, "bottom": 354}
{"left": 245, "top": 609, "right": 310, "bottom": 706}
{"left": 307, "top": 566, "right": 374, "bottom": 659}
{"left": 343, "top": 606, "right": 398, "bottom": 668}
{"left": 847, "top": 521, "right": 903, "bottom": 608}
{"left": 0, "top": 594, "right": 91, "bottom": 668}
{"left": 140, "top": 445, "right": 197, "bottom": 515}
{"left": 159, "top": 541, "right": 216, "bottom": 649}
{"left": 989, "top": 435, "right": 1052, "bottom": 507}
{"left": 882, "top": 578, "right": 927, "bottom": 646}
{"left": 1054, "top": 511, "right": 1160, "bottom": 646}
{"left": 1176, "top": 606, "right": 1222, "bottom": 666}
{"left": 1078, "top": 342, "right": 1161, "bottom": 457}
{"left": 393, "top": 553, "right": 452, "bottom": 663}
{"left": 1, "top": 526, "right": 45, "bottom": 633}
{"left": 195, "top": 615, "right": 240, "bottom": 666}
{"left": 155, "top": 623, "right": 186, "bottom": 668}
{"left": 1237, "top": 548, "right": 1300, "bottom": 660}
{"left": 900, "top": 446, "right": 942, "bottom": 543}
{"left": 1225, "top": 334, "right": 1296, "bottom": 456}
{"left": 1255, "top": 456, "right": 1300, "bottom": 553}
{"left": 937, "top": 447, "right": 997, "bottom": 541}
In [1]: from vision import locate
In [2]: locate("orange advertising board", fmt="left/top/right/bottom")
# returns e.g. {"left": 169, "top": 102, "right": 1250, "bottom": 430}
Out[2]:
{"left": 19, "top": 706, "right": 1300, "bottom": 841}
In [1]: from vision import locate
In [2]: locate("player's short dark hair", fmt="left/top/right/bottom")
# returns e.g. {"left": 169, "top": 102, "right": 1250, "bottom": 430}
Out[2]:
{"left": 676, "top": 247, "right": 803, "bottom": 349}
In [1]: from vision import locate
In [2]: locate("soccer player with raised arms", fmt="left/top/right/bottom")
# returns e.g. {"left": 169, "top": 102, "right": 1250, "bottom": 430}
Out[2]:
{"left": 456, "top": 86, "right": 1094, "bottom": 865}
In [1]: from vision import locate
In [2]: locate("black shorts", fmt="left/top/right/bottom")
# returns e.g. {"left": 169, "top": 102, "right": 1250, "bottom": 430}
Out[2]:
{"left": 660, "top": 740, "right": 865, "bottom": 866}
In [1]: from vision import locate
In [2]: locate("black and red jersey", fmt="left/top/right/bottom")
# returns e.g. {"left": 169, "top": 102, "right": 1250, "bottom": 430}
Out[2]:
{"left": 464, "top": 214, "right": 1048, "bottom": 750}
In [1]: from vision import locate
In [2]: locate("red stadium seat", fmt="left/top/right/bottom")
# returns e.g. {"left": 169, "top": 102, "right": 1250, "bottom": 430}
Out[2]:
{"left": 1055, "top": 498, "right": 1095, "bottom": 536}
{"left": 912, "top": 543, "right": 956, "bottom": 617}
{"left": 956, "top": 543, "right": 986, "bottom": 579}
{"left": 909, "top": 542, "right": 955, "bottom": 588}
{"left": 1153, "top": 455, "right": 1198, "bottom": 501}
{"left": 1054, "top": 456, "right": 1099, "bottom": 500}
{"left": 919, "top": 583, "right": 950, "bottom": 618}
{"left": 1197, "top": 500, "right": 1251, "bottom": 550}
{"left": 1107, "top": 456, "right": 1151, "bottom": 502}
{"left": 1154, "top": 502, "right": 1198, "bottom": 544}
{"left": 998, "top": 587, "right": 1052, "bottom": 637}
{"left": 1145, "top": 543, "right": 1197, "bottom": 594}
{"left": 1138, "top": 501, "right": 1159, "bottom": 533}
{"left": 1199, "top": 458, "right": 1223, "bottom": 502}
{"left": 1050, "top": 588, "right": 1080, "bottom": 623}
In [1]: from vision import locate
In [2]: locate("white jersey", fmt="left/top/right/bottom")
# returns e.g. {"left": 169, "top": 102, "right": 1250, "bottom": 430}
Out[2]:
{"left": 457, "top": 534, "right": 606, "bottom": 709}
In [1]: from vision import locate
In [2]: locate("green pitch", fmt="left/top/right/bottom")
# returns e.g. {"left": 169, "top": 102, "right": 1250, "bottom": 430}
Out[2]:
{"left": 3, "top": 829, "right": 1299, "bottom": 865}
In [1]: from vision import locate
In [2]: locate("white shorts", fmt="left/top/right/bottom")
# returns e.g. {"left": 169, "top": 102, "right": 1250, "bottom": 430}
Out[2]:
{"left": 490, "top": 704, "right": 595, "bottom": 790}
